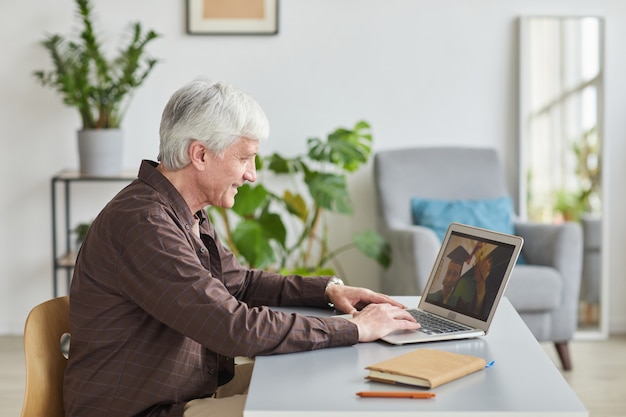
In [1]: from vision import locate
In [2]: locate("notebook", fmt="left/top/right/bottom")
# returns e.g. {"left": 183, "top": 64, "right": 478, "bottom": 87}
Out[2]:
{"left": 381, "top": 222, "right": 524, "bottom": 345}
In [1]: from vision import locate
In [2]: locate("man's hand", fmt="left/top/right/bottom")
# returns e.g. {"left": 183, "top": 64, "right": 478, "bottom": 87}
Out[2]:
{"left": 347, "top": 303, "right": 421, "bottom": 342}
{"left": 325, "top": 285, "right": 406, "bottom": 314}
{"left": 325, "top": 285, "right": 421, "bottom": 342}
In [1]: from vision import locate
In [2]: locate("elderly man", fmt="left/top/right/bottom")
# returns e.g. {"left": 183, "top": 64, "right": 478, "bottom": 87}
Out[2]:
{"left": 63, "top": 78, "right": 420, "bottom": 417}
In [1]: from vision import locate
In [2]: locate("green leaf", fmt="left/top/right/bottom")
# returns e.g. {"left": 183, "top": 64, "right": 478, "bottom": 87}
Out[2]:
{"left": 266, "top": 153, "right": 304, "bottom": 174}
{"left": 258, "top": 210, "right": 287, "bottom": 249}
{"left": 306, "top": 172, "right": 352, "bottom": 214}
{"left": 232, "top": 184, "right": 269, "bottom": 217}
{"left": 280, "top": 266, "right": 336, "bottom": 276}
{"left": 353, "top": 230, "right": 391, "bottom": 268}
{"left": 254, "top": 154, "right": 264, "bottom": 170}
{"left": 307, "top": 120, "right": 372, "bottom": 172}
{"left": 283, "top": 191, "right": 308, "bottom": 222}
{"left": 232, "top": 220, "right": 276, "bottom": 269}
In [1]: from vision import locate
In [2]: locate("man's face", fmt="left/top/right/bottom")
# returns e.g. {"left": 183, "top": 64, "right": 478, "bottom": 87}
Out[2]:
{"left": 203, "top": 137, "right": 258, "bottom": 208}
{"left": 442, "top": 262, "right": 463, "bottom": 295}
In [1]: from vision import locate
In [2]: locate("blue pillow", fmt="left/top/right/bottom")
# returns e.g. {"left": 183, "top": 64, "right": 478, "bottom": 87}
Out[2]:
{"left": 411, "top": 196, "right": 527, "bottom": 264}
{"left": 410, "top": 196, "right": 516, "bottom": 242}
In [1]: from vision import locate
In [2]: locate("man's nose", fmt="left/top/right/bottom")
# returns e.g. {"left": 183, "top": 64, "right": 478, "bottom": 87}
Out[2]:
{"left": 244, "top": 164, "right": 256, "bottom": 183}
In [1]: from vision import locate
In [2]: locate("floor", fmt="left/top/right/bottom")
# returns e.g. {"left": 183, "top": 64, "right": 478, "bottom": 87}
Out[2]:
{"left": 2, "top": 335, "right": 626, "bottom": 416}
{"left": 542, "top": 335, "right": 626, "bottom": 417}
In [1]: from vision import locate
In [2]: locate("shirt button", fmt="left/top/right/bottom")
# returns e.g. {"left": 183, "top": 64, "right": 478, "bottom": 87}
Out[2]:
{"left": 185, "top": 224, "right": 190, "bottom": 230}
{"left": 200, "top": 247, "right": 206, "bottom": 253}
{"left": 208, "top": 368, "right": 215, "bottom": 375}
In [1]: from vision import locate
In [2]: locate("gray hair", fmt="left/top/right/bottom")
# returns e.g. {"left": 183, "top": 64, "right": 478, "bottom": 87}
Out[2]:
{"left": 158, "top": 78, "right": 269, "bottom": 170}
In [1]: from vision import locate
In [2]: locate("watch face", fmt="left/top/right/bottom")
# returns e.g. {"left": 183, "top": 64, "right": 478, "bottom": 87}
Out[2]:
{"left": 325, "top": 277, "right": 344, "bottom": 308}
{"left": 329, "top": 277, "right": 343, "bottom": 286}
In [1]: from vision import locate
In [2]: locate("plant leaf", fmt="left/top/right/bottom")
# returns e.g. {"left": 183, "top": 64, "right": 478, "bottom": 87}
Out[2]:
{"left": 353, "top": 230, "right": 391, "bottom": 268}
{"left": 283, "top": 191, "right": 308, "bottom": 222}
{"left": 258, "top": 210, "right": 287, "bottom": 249}
{"left": 280, "top": 267, "right": 336, "bottom": 276}
{"left": 307, "top": 120, "right": 372, "bottom": 172}
{"left": 232, "top": 220, "right": 276, "bottom": 269}
{"left": 232, "top": 184, "right": 269, "bottom": 217}
{"left": 306, "top": 172, "right": 352, "bottom": 214}
{"left": 266, "top": 153, "right": 304, "bottom": 174}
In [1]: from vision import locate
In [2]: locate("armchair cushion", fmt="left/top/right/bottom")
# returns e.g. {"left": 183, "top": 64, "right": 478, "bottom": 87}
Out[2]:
{"left": 410, "top": 196, "right": 515, "bottom": 242}
{"left": 410, "top": 196, "right": 527, "bottom": 264}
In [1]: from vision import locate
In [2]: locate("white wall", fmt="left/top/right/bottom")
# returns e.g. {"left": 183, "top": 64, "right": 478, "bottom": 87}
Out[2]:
{"left": 1, "top": 0, "right": 625, "bottom": 334}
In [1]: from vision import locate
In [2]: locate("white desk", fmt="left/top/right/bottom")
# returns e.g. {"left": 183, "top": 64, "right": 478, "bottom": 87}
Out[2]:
{"left": 244, "top": 297, "right": 587, "bottom": 416}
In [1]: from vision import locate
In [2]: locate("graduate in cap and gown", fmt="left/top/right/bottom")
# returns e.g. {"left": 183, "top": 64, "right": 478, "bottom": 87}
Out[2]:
{"left": 426, "top": 245, "right": 471, "bottom": 306}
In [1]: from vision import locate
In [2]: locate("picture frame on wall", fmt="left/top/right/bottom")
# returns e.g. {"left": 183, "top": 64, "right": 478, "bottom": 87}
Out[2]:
{"left": 186, "top": 0, "right": 279, "bottom": 35}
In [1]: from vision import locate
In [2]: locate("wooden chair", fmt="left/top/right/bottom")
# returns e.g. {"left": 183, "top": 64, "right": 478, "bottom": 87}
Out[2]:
{"left": 20, "top": 296, "right": 70, "bottom": 417}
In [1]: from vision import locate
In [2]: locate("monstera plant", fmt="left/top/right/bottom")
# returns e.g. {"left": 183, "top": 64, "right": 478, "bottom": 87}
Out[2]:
{"left": 208, "top": 120, "right": 390, "bottom": 281}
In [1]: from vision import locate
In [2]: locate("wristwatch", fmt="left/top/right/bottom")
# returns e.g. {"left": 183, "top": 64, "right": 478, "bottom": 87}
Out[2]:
{"left": 325, "top": 276, "right": 344, "bottom": 308}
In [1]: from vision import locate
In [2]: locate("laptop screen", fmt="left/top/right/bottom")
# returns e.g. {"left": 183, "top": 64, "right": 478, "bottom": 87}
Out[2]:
{"left": 423, "top": 228, "right": 518, "bottom": 322}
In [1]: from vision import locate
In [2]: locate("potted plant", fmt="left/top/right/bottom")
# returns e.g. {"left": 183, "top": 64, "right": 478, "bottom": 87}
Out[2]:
{"left": 33, "top": 0, "right": 160, "bottom": 176}
{"left": 73, "top": 221, "right": 92, "bottom": 253}
{"left": 553, "top": 126, "right": 602, "bottom": 223}
{"left": 207, "top": 120, "right": 391, "bottom": 282}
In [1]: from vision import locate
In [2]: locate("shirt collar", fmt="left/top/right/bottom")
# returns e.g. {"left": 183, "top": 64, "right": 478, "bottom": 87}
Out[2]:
{"left": 137, "top": 160, "right": 206, "bottom": 229}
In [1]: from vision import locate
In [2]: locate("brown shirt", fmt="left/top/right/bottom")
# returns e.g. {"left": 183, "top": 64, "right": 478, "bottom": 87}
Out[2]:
{"left": 63, "top": 160, "right": 358, "bottom": 417}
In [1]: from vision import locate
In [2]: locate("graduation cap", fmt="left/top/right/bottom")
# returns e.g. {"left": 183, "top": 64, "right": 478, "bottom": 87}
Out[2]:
{"left": 446, "top": 245, "right": 471, "bottom": 265}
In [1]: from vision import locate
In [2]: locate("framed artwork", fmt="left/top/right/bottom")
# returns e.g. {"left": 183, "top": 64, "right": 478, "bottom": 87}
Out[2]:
{"left": 186, "top": 0, "right": 279, "bottom": 35}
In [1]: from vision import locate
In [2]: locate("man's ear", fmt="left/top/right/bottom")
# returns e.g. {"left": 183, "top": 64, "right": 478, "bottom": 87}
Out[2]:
{"left": 188, "top": 140, "right": 207, "bottom": 171}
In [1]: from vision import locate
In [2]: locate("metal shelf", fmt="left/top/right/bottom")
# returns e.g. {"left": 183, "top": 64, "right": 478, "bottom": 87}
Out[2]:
{"left": 51, "top": 169, "right": 136, "bottom": 296}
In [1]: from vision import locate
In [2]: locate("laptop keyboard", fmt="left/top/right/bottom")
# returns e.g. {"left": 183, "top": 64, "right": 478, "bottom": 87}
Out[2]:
{"left": 408, "top": 309, "right": 472, "bottom": 334}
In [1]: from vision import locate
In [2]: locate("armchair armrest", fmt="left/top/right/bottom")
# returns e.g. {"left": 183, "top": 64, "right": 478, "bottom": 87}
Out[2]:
{"left": 513, "top": 220, "right": 583, "bottom": 315}
{"left": 514, "top": 221, "right": 583, "bottom": 270}
{"left": 379, "top": 224, "right": 440, "bottom": 295}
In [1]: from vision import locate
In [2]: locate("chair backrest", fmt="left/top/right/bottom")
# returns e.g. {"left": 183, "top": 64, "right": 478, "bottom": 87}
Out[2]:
{"left": 373, "top": 146, "right": 509, "bottom": 229}
{"left": 20, "top": 296, "right": 70, "bottom": 417}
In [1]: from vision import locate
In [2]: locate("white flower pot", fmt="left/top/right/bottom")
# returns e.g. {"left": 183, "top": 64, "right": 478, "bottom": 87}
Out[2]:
{"left": 77, "top": 129, "right": 123, "bottom": 176}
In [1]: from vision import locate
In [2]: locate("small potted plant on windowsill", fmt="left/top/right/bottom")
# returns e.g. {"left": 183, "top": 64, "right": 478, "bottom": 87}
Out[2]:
{"left": 33, "top": 0, "right": 161, "bottom": 177}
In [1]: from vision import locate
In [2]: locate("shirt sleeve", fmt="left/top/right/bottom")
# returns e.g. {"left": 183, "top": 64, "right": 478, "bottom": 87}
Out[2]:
{"left": 115, "top": 205, "right": 359, "bottom": 358}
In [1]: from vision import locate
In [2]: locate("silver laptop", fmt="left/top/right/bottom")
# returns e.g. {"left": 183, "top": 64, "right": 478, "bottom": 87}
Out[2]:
{"left": 382, "top": 222, "right": 524, "bottom": 345}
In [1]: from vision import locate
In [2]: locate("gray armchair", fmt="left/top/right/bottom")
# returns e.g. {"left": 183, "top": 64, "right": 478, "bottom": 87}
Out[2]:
{"left": 373, "top": 146, "right": 582, "bottom": 370}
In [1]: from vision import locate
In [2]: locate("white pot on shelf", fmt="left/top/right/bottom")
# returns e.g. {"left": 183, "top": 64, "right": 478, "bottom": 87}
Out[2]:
{"left": 77, "top": 128, "right": 124, "bottom": 177}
